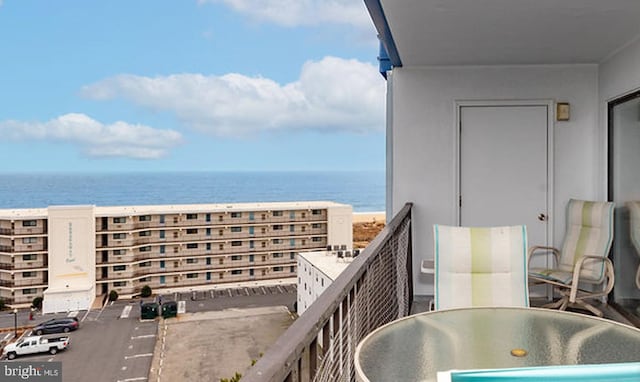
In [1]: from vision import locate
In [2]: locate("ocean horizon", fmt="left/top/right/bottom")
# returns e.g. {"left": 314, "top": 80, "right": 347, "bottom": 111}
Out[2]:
{"left": 0, "top": 171, "right": 385, "bottom": 212}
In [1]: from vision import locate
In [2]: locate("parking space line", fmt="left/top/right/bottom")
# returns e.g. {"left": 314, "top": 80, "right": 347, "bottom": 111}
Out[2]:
{"left": 120, "top": 305, "right": 132, "bottom": 319}
{"left": 124, "top": 353, "right": 153, "bottom": 360}
{"left": 131, "top": 334, "right": 155, "bottom": 340}
{"left": 116, "top": 378, "right": 147, "bottom": 382}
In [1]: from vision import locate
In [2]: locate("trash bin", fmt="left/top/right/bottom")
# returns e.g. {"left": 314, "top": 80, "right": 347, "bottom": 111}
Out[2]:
{"left": 141, "top": 302, "right": 159, "bottom": 319}
{"left": 161, "top": 301, "right": 177, "bottom": 318}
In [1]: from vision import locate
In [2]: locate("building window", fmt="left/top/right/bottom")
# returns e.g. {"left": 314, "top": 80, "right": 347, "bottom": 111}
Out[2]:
{"left": 229, "top": 255, "right": 241, "bottom": 261}
{"left": 312, "top": 209, "right": 321, "bottom": 215}
{"left": 187, "top": 273, "right": 198, "bottom": 279}
{"left": 231, "top": 241, "right": 242, "bottom": 247}
{"left": 139, "top": 215, "right": 151, "bottom": 222}
{"left": 249, "top": 254, "right": 254, "bottom": 262}
{"left": 290, "top": 252, "right": 295, "bottom": 259}
{"left": 273, "top": 225, "right": 283, "bottom": 231}
{"left": 22, "top": 288, "right": 37, "bottom": 295}
{"left": 312, "top": 237, "right": 322, "bottom": 242}
{"left": 290, "top": 211, "right": 295, "bottom": 219}
{"left": 22, "top": 237, "right": 37, "bottom": 244}
{"left": 186, "top": 228, "right": 198, "bottom": 234}
{"left": 231, "top": 212, "right": 242, "bottom": 218}
{"left": 22, "top": 220, "right": 37, "bottom": 227}
{"left": 186, "top": 258, "right": 198, "bottom": 264}
{"left": 273, "top": 239, "right": 282, "bottom": 244}
{"left": 231, "top": 270, "right": 242, "bottom": 275}
{"left": 312, "top": 223, "right": 321, "bottom": 229}
{"left": 273, "top": 253, "right": 283, "bottom": 258}
{"left": 249, "top": 212, "right": 254, "bottom": 221}
{"left": 219, "top": 244, "right": 224, "bottom": 250}
{"left": 218, "top": 215, "right": 223, "bottom": 222}
{"left": 261, "top": 227, "right": 266, "bottom": 234}
{"left": 219, "top": 229, "right": 224, "bottom": 236}
{"left": 206, "top": 243, "right": 211, "bottom": 251}
{"left": 274, "top": 266, "right": 283, "bottom": 272}
{"left": 273, "top": 211, "right": 283, "bottom": 217}
{"left": 301, "top": 239, "right": 306, "bottom": 246}
{"left": 113, "top": 249, "right": 126, "bottom": 256}
{"left": 290, "top": 239, "right": 296, "bottom": 246}
{"left": 113, "top": 233, "right": 126, "bottom": 240}
{"left": 206, "top": 228, "right": 211, "bottom": 236}
{"left": 114, "top": 281, "right": 127, "bottom": 287}
{"left": 113, "top": 265, "right": 126, "bottom": 271}
{"left": 290, "top": 266, "right": 295, "bottom": 273}
{"left": 113, "top": 217, "right": 126, "bottom": 224}
{"left": 321, "top": 278, "right": 324, "bottom": 287}
{"left": 302, "top": 212, "right": 306, "bottom": 218}
{"left": 159, "top": 245, "right": 165, "bottom": 254}
{"left": 249, "top": 240, "right": 254, "bottom": 249}
{"left": 140, "top": 246, "right": 151, "bottom": 252}
{"left": 160, "top": 275, "right": 165, "bottom": 284}
{"left": 231, "top": 227, "right": 242, "bottom": 233}
{"left": 186, "top": 243, "right": 198, "bottom": 249}
{"left": 186, "top": 214, "right": 198, "bottom": 220}
{"left": 290, "top": 225, "right": 295, "bottom": 232}
{"left": 206, "top": 213, "right": 211, "bottom": 222}
{"left": 140, "top": 277, "right": 151, "bottom": 282}
{"left": 139, "top": 230, "right": 151, "bottom": 237}
{"left": 159, "top": 215, "right": 165, "bottom": 224}
{"left": 261, "top": 214, "right": 266, "bottom": 220}
{"left": 159, "top": 230, "right": 165, "bottom": 239}
{"left": 22, "top": 271, "right": 36, "bottom": 278}
{"left": 261, "top": 242, "right": 266, "bottom": 248}
{"left": 160, "top": 260, "right": 165, "bottom": 268}
{"left": 22, "top": 254, "right": 37, "bottom": 261}
{"left": 219, "top": 258, "right": 224, "bottom": 265}
{"left": 139, "top": 261, "right": 151, "bottom": 267}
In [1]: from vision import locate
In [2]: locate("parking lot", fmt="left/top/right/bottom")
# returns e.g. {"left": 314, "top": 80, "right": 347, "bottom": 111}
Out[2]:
{"left": 1, "top": 282, "right": 297, "bottom": 382}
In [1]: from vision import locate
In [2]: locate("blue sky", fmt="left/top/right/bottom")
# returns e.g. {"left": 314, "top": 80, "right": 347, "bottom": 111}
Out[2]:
{"left": 0, "top": 0, "right": 384, "bottom": 173}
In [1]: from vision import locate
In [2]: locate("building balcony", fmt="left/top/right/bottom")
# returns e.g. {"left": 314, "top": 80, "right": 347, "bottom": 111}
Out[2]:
{"left": 243, "top": 203, "right": 413, "bottom": 382}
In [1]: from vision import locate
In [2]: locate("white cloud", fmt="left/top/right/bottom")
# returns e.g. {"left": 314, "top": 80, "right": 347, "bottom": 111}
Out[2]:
{"left": 0, "top": 113, "right": 183, "bottom": 159}
{"left": 200, "top": 0, "right": 372, "bottom": 29}
{"left": 81, "top": 56, "right": 385, "bottom": 137}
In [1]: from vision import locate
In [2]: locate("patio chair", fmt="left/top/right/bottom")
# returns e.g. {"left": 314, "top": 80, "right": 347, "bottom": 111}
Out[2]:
{"left": 433, "top": 224, "right": 529, "bottom": 310}
{"left": 528, "top": 199, "right": 615, "bottom": 317}
{"left": 627, "top": 201, "right": 640, "bottom": 289}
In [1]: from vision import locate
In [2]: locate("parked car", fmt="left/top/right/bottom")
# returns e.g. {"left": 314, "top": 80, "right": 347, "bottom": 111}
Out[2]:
{"left": 32, "top": 317, "right": 79, "bottom": 335}
{"left": 3, "top": 335, "right": 70, "bottom": 359}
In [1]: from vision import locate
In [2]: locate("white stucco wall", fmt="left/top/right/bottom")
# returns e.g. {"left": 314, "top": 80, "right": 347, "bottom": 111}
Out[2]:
{"left": 44, "top": 206, "right": 96, "bottom": 313}
{"left": 327, "top": 205, "right": 353, "bottom": 251}
{"left": 387, "top": 65, "right": 600, "bottom": 295}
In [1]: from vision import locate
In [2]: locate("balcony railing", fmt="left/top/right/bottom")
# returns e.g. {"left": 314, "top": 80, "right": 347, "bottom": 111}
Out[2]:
{"left": 243, "top": 203, "right": 413, "bottom": 382}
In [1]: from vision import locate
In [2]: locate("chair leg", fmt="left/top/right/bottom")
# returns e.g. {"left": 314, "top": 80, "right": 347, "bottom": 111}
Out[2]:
{"left": 542, "top": 297, "right": 567, "bottom": 310}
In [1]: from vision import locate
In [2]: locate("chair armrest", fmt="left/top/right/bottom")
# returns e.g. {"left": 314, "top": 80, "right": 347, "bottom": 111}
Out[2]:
{"left": 421, "top": 259, "right": 434, "bottom": 274}
{"left": 527, "top": 245, "right": 560, "bottom": 265}
{"left": 569, "top": 256, "right": 615, "bottom": 302}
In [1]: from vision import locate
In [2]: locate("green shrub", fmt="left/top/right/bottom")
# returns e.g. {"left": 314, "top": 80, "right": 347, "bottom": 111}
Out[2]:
{"left": 108, "top": 290, "right": 119, "bottom": 302}
{"left": 140, "top": 285, "right": 152, "bottom": 298}
{"left": 32, "top": 296, "right": 43, "bottom": 310}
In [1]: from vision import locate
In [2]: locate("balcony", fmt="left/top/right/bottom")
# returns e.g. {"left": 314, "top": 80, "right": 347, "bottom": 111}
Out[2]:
{"left": 243, "top": 203, "right": 412, "bottom": 382}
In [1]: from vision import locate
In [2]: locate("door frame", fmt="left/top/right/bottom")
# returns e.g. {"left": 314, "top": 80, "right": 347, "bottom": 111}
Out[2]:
{"left": 453, "top": 99, "right": 554, "bottom": 248}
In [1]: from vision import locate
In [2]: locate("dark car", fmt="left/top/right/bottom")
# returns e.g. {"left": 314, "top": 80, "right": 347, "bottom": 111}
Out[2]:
{"left": 33, "top": 317, "right": 79, "bottom": 335}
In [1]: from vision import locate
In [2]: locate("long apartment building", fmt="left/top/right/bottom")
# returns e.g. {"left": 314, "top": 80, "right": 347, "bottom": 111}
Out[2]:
{"left": 0, "top": 201, "right": 352, "bottom": 313}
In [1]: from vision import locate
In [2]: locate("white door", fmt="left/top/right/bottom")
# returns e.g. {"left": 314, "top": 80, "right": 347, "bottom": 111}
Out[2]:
{"left": 459, "top": 104, "right": 550, "bottom": 248}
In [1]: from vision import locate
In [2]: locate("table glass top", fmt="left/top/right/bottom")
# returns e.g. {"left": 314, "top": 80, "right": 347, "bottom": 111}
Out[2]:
{"left": 355, "top": 307, "right": 640, "bottom": 382}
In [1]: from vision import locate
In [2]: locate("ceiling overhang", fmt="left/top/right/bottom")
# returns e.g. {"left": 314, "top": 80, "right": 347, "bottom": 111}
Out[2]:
{"left": 365, "top": 0, "right": 640, "bottom": 73}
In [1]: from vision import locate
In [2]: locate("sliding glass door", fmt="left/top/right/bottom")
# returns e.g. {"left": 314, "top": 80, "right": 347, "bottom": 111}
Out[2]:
{"left": 608, "top": 90, "right": 640, "bottom": 322}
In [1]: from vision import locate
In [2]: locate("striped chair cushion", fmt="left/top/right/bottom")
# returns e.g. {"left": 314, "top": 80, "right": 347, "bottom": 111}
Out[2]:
{"left": 434, "top": 225, "right": 529, "bottom": 310}
{"left": 557, "top": 199, "right": 614, "bottom": 282}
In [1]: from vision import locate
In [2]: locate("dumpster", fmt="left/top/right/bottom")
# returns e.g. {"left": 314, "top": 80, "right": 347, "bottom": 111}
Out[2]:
{"left": 161, "top": 301, "right": 178, "bottom": 318}
{"left": 141, "top": 302, "right": 159, "bottom": 319}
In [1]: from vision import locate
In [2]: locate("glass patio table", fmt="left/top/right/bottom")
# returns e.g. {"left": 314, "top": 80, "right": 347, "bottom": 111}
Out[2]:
{"left": 354, "top": 307, "right": 640, "bottom": 382}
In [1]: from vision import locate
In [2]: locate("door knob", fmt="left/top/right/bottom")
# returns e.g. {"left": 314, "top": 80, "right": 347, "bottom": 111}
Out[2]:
{"left": 538, "top": 213, "right": 547, "bottom": 221}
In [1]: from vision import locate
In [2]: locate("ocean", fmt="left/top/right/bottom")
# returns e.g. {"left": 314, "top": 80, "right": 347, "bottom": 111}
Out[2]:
{"left": 0, "top": 171, "right": 385, "bottom": 212}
